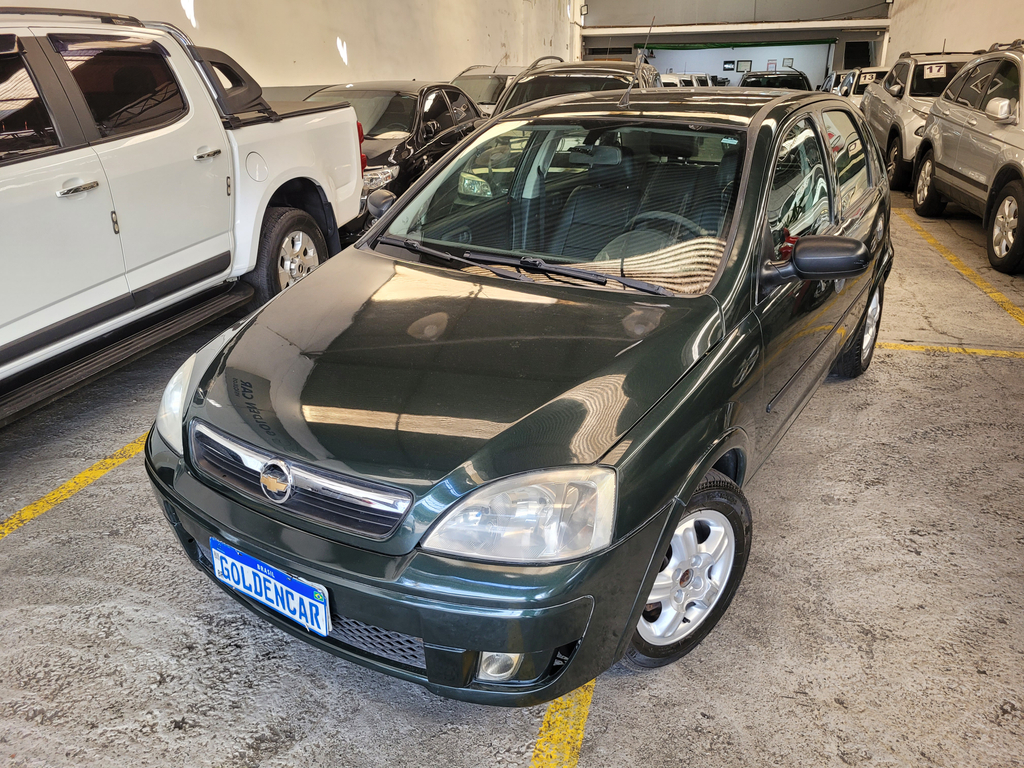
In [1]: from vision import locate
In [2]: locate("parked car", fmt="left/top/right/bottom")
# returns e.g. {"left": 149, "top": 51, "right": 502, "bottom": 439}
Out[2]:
{"left": 451, "top": 59, "right": 559, "bottom": 116}
{"left": 0, "top": 9, "right": 362, "bottom": 427}
{"left": 738, "top": 70, "right": 813, "bottom": 90}
{"left": 690, "top": 73, "right": 711, "bottom": 86}
{"left": 836, "top": 66, "right": 888, "bottom": 108}
{"left": 862, "top": 51, "right": 975, "bottom": 188}
{"left": 269, "top": 81, "right": 483, "bottom": 235}
{"left": 147, "top": 87, "right": 892, "bottom": 706}
{"left": 819, "top": 70, "right": 849, "bottom": 93}
{"left": 661, "top": 73, "right": 706, "bottom": 87}
{"left": 493, "top": 59, "right": 661, "bottom": 113}
{"left": 913, "top": 43, "right": 1024, "bottom": 272}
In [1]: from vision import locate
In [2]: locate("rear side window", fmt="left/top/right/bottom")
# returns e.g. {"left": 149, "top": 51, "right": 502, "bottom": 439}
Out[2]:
{"left": 954, "top": 61, "right": 1000, "bottom": 108}
{"left": 50, "top": 34, "right": 186, "bottom": 138}
{"left": 767, "top": 117, "right": 831, "bottom": 259}
{"left": 910, "top": 60, "right": 965, "bottom": 97}
{"left": 0, "top": 43, "right": 59, "bottom": 160}
{"left": 822, "top": 110, "right": 871, "bottom": 210}
{"left": 981, "top": 60, "right": 1021, "bottom": 113}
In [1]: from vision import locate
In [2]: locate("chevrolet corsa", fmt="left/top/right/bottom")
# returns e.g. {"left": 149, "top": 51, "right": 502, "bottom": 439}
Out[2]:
{"left": 147, "top": 89, "right": 893, "bottom": 706}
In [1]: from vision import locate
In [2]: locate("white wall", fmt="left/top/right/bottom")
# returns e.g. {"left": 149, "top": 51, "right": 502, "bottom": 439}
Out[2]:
{"left": 886, "top": 0, "right": 1020, "bottom": 66}
{"left": 654, "top": 43, "right": 830, "bottom": 86}
{"left": 583, "top": 0, "right": 889, "bottom": 26}
{"left": 15, "top": 0, "right": 580, "bottom": 85}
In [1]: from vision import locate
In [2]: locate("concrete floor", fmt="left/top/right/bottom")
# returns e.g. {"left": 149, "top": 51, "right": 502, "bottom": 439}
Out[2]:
{"left": 1, "top": 196, "right": 1022, "bottom": 767}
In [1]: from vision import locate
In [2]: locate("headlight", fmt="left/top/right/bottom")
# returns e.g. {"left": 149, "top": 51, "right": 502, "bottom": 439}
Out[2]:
{"left": 915, "top": 125, "right": 925, "bottom": 137}
{"left": 155, "top": 354, "right": 195, "bottom": 455}
{"left": 422, "top": 467, "right": 616, "bottom": 563}
{"left": 363, "top": 165, "right": 399, "bottom": 190}
{"left": 459, "top": 172, "right": 492, "bottom": 198}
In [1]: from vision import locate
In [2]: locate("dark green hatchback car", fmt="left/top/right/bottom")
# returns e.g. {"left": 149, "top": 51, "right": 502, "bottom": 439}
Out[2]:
{"left": 147, "top": 88, "right": 892, "bottom": 706}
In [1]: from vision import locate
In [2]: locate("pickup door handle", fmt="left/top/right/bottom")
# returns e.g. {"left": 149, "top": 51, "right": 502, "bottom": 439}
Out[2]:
{"left": 194, "top": 148, "right": 222, "bottom": 161}
{"left": 55, "top": 180, "right": 99, "bottom": 197}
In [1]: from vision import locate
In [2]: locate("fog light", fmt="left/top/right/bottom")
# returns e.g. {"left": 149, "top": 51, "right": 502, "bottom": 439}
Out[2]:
{"left": 477, "top": 651, "right": 523, "bottom": 682}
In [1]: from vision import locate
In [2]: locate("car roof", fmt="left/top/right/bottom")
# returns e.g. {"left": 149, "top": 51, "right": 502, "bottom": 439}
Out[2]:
{"left": 528, "top": 60, "right": 638, "bottom": 76}
{"left": 901, "top": 52, "right": 978, "bottom": 64}
{"left": 310, "top": 81, "right": 446, "bottom": 98}
{"left": 742, "top": 70, "right": 807, "bottom": 77}
{"left": 453, "top": 67, "right": 523, "bottom": 77}
{"left": 500, "top": 88, "right": 827, "bottom": 129}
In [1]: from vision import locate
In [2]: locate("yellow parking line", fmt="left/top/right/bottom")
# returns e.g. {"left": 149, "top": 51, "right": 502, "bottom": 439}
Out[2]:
{"left": 530, "top": 680, "right": 596, "bottom": 768}
{"left": 877, "top": 342, "right": 1024, "bottom": 358}
{"left": 0, "top": 433, "right": 148, "bottom": 543}
{"left": 894, "top": 209, "right": 1024, "bottom": 327}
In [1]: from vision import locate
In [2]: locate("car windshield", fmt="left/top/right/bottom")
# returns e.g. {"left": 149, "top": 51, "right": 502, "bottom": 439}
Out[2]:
{"left": 910, "top": 61, "right": 966, "bottom": 97}
{"left": 384, "top": 119, "right": 745, "bottom": 295}
{"left": 307, "top": 89, "right": 417, "bottom": 137}
{"left": 451, "top": 75, "right": 509, "bottom": 105}
{"left": 502, "top": 74, "right": 629, "bottom": 110}
{"left": 742, "top": 74, "right": 808, "bottom": 90}
{"left": 854, "top": 71, "right": 882, "bottom": 94}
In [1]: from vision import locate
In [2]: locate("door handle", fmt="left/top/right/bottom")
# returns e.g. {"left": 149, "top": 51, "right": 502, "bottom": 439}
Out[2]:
{"left": 967, "top": 117, "right": 978, "bottom": 126}
{"left": 55, "top": 180, "right": 99, "bottom": 197}
{"left": 941, "top": 109, "right": 950, "bottom": 116}
{"left": 194, "top": 148, "right": 222, "bottom": 161}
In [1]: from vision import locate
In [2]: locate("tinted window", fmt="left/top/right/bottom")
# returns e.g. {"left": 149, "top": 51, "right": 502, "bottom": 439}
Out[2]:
{"left": 386, "top": 121, "right": 745, "bottom": 295}
{"left": 981, "top": 60, "right": 1021, "bottom": 113}
{"left": 502, "top": 74, "right": 628, "bottom": 110}
{"left": 0, "top": 48, "right": 59, "bottom": 160}
{"left": 910, "top": 60, "right": 966, "bottom": 97}
{"left": 443, "top": 88, "right": 476, "bottom": 123}
{"left": 309, "top": 89, "right": 416, "bottom": 138}
{"left": 421, "top": 89, "right": 455, "bottom": 131}
{"left": 51, "top": 35, "right": 186, "bottom": 138}
{"left": 741, "top": 74, "right": 810, "bottom": 90}
{"left": 766, "top": 117, "right": 830, "bottom": 259}
{"left": 450, "top": 75, "right": 508, "bottom": 106}
{"left": 955, "top": 61, "right": 999, "bottom": 108}
{"left": 822, "top": 110, "right": 871, "bottom": 210}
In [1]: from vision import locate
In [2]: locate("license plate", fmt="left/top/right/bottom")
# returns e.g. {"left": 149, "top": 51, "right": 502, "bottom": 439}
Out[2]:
{"left": 210, "top": 538, "right": 332, "bottom": 637}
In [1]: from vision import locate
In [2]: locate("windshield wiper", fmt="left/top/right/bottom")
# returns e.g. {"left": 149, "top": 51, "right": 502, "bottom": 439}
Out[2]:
{"left": 478, "top": 254, "right": 674, "bottom": 297}
{"left": 377, "top": 236, "right": 534, "bottom": 283}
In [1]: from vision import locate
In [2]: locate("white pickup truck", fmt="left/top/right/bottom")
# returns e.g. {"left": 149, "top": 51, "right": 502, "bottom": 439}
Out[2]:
{"left": 0, "top": 9, "right": 362, "bottom": 425}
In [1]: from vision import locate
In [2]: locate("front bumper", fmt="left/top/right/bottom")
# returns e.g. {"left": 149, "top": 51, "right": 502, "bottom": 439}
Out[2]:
{"left": 145, "top": 428, "right": 668, "bottom": 706}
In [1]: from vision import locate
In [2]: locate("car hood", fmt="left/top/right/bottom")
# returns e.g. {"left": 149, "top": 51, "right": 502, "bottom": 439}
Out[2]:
{"left": 362, "top": 134, "right": 408, "bottom": 166}
{"left": 188, "top": 247, "right": 722, "bottom": 550}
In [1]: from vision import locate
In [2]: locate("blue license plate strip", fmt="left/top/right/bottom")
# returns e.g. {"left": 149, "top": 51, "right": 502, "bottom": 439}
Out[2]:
{"left": 210, "top": 538, "right": 332, "bottom": 637}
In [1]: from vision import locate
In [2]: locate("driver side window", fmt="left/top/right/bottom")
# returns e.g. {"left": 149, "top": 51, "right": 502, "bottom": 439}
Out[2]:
{"left": 766, "top": 117, "right": 832, "bottom": 261}
{"left": 421, "top": 89, "right": 455, "bottom": 133}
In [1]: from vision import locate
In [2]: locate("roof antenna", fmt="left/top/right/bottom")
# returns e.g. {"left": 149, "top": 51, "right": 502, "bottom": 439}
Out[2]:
{"left": 619, "top": 16, "right": 655, "bottom": 109}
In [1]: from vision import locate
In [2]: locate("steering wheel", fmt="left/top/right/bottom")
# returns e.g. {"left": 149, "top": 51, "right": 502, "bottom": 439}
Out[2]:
{"left": 628, "top": 211, "right": 705, "bottom": 240}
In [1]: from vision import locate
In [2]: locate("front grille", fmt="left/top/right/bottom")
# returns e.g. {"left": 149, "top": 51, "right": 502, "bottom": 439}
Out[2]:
{"left": 329, "top": 614, "right": 426, "bottom": 670}
{"left": 190, "top": 420, "right": 413, "bottom": 539}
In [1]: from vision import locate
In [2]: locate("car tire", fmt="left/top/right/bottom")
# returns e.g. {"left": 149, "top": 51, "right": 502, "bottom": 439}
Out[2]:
{"left": 986, "top": 180, "right": 1024, "bottom": 273}
{"left": 622, "top": 469, "right": 752, "bottom": 670}
{"left": 913, "top": 149, "right": 946, "bottom": 217}
{"left": 244, "top": 207, "right": 328, "bottom": 309}
{"left": 887, "top": 135, "right": 911, "bottom": 191}
{"left": 833, "top": 281, "right": 884, "bottom": 379}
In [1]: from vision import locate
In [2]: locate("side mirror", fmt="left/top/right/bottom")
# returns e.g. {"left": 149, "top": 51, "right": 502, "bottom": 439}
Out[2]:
{"left": 985, "top": 96, "right": 1014, "bottom": 122}
{"left": 886, "top": 82, "right": 904, "bottom": 98}
{"left": 422, "top": 120, "right": 440, "bottom": 140}
{"left": 762, "top": 236, "right": 870, "bottom": 287}
{"left": 366, "top": 189, "right": 397, "bottom": 220}
{"left": 839, "top": 85, "right": 851, "bottom": 97}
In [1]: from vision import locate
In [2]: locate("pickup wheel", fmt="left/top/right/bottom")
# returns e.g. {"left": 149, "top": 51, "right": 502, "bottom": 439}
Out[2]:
{"left": 245, "top": 207, "right": 328, "bottom": 308}
{"left": 987, "top": 180, "right": 1024, "bottom": 273}
{"left": 913, "top": 149, "right": 946, "bottom": 217}
{"left": 886, "top": 135, "right": 911, "bottom": 191}
{"left": 833, "top": 281, "right": 884, "bottom": 379}
{"left": 622, "top": 469, "right": 752, "bottom": 670}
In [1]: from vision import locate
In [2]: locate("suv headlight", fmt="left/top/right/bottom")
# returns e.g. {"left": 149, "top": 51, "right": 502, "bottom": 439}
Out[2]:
{"left": 422, "top": 467, "right": 616, "bottom": 563}
{"left": 155, "top": 354, "right": 195, "bottom": 456}
{"left": 363, "top": 165, "right": 400, "bottom": 191}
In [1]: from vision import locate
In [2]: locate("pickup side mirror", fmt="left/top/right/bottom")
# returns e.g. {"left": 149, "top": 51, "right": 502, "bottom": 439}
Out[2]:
{"left": 761, "top": 235, "right": 870, "bottom": 287}
{"left": 366, "top": 189, "right": 397, "bottom": 220}
{"left": 886, "top": 82, "right": 904, "bottom": 98}
{"left": 985, "top": 96, "right": 1015, "bottom": 122}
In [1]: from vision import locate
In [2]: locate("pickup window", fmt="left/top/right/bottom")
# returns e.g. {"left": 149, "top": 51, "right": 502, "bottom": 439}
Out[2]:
{"left": 50, "top": 34, "right": 186, "bottom": 138}
{"left": 0, "top": 44, "right": 59, "bottom": 160}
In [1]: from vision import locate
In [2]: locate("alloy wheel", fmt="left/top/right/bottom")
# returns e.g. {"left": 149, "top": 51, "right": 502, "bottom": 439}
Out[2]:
{"left": 887, "top": 142, "right": 898, "bottom": 184}
{"left": 991, "top": 195, "right": 1019, "bottom": 258}
{"left": 638, "top": 508, "right": 736, "bottom": 646}
{"left": 861, "top": 288, "right": 882, "bottom": 364}
{"left": 915, "top": 159, "right": 933, "bottom": 206}
{"left": 277, "top": 230, "right": 319, "bottom": 290}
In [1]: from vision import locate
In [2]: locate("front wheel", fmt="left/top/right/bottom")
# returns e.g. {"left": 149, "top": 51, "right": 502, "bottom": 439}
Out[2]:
{"left": 987, "top": 180, "right": 1024, "bottom": 273}
{"left": 623, "top": 469, "right": 752, "bottom": 669}
{"left": 887, "top": 135, "right": 911, "bottom": 190}
{"left": 244, "top": 207, "right": 328, "bottom": 309}
{"left": 833, "top": 281, "right": 884, "bottom": 379}
{"left": 913, "top": 149, "right": 946, "bottom": 217}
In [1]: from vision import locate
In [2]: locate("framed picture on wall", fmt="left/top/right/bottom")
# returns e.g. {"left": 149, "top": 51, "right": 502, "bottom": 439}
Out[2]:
{"left": 767, "top": 59, "right": 777, "bottom": 72}
{"left": 737, "top": 60, "right": 751, "bottom": 72}
{"left": 723, "top": 60, "right": 735, "bottom": 71}
{"left": 783, "top": 57, "right": 794, "bottom": 67}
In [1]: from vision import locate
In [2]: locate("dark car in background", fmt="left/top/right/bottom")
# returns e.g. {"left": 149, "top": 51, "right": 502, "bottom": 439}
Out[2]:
{"left": 493, "top": 59, "right": 661, "bottom": 113}
{"left": 148, "top": 88, "right": 892, "bottom": 706}
{"left": 739, "top": 70, "right": 813, "bottom": 90}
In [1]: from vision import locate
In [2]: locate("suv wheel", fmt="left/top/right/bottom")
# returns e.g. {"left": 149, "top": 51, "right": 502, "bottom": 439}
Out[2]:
{"left": 987, "top": 180, "right": 1024, "bottom": 273}
{"left": 887, "top": 135, "right": 911, "bottom": 190}
{"left": 913, "top": 149, "right": 946, "bottom": 217}
{"left": 245, "top": 207, "right": 328, "bottom": 309}
{"left": 622, "top": 469, "right": 751, "bottom": 669}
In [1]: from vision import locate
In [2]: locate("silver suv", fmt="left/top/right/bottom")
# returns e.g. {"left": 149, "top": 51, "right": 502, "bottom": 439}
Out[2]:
{"left": 913, "top": 43, "right": 1024, "bottom": 272}
{"left": 862, "top": 51, "right": 975, "bottom": 189}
